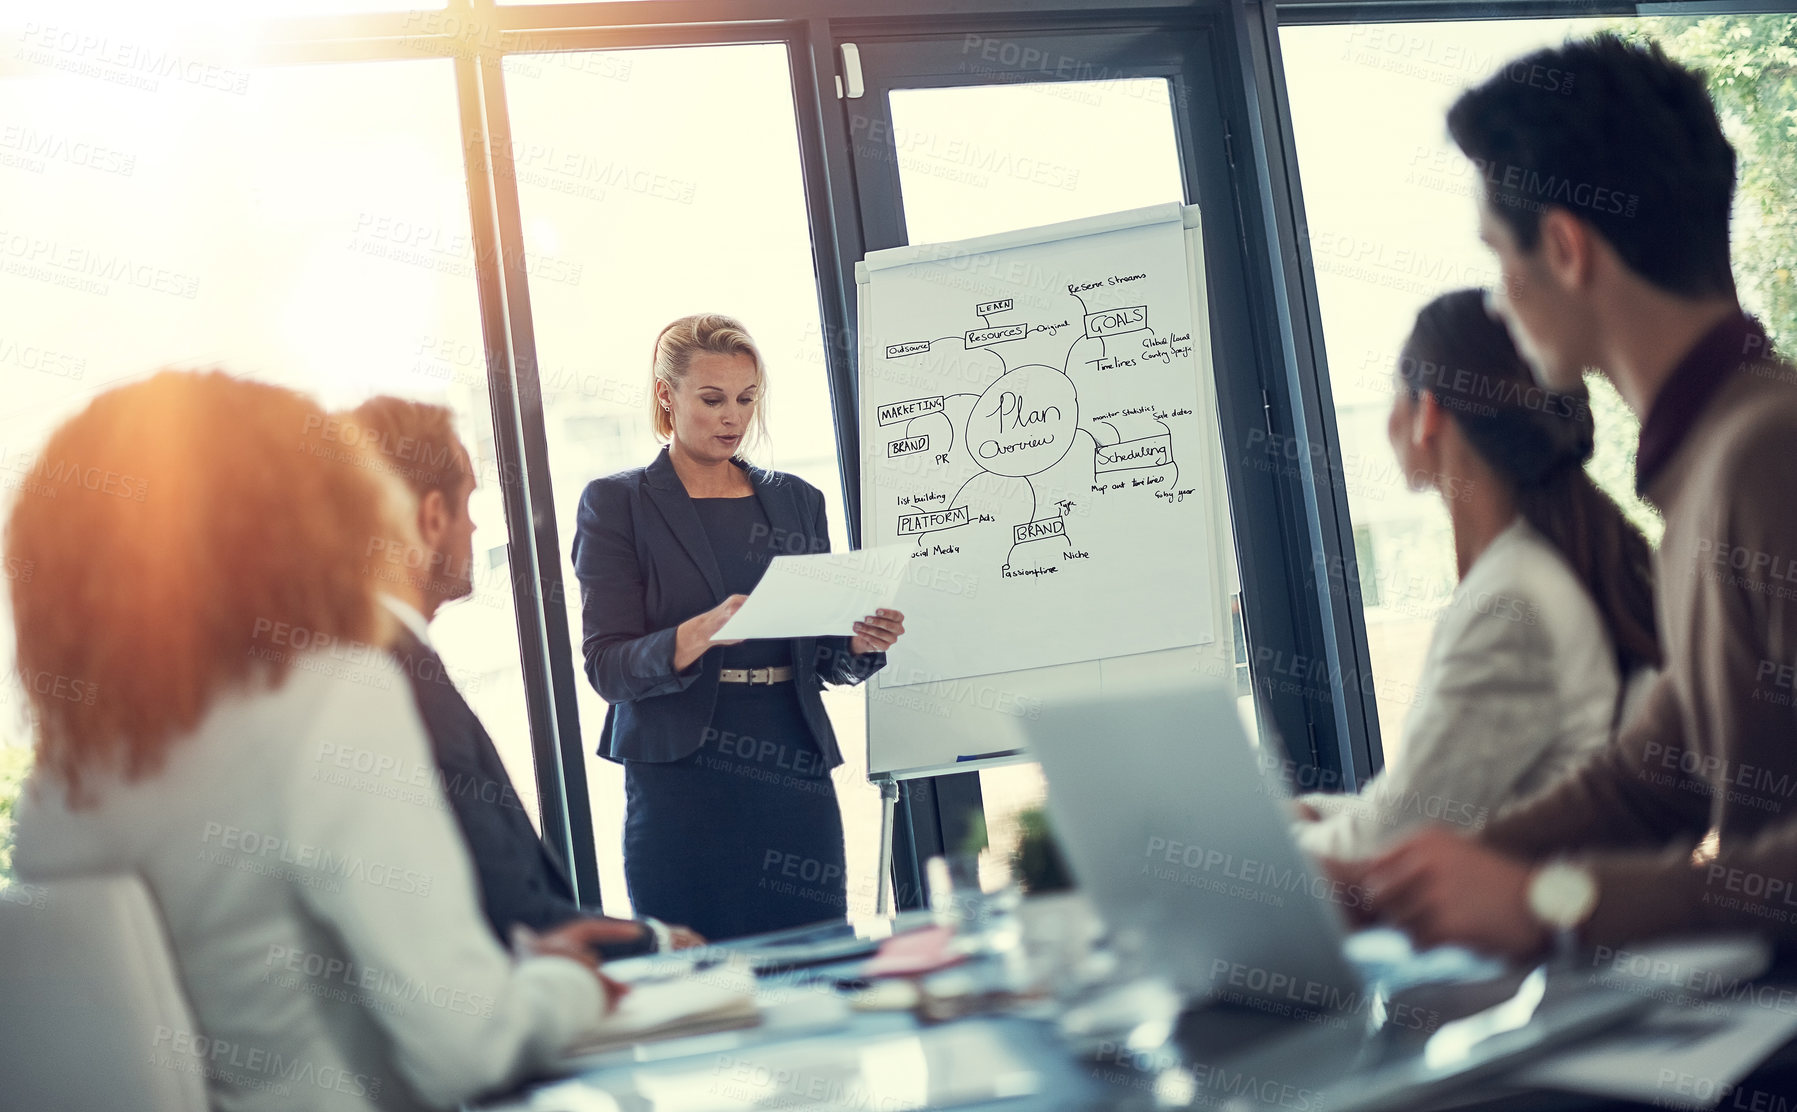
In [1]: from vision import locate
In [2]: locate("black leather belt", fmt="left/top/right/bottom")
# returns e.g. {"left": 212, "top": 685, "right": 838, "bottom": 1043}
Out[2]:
{"left": 718, "top": 665, "right": 794, "bottom": 685}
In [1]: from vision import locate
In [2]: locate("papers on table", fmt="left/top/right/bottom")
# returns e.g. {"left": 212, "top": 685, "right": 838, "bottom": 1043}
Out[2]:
{"left": 561, "top": 962, "right": 761, "bottom": 1058}
{"left": 1518, "top": 995, "right": 1797, "bottom": 1109}
{"left": 1513, "top": 936, "right": 1787, "bottom": 1109}
{"left": 714, "top": 545, "right": 915, "bottom": 641}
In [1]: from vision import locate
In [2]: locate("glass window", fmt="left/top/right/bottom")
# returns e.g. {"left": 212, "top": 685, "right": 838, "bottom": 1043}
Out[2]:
{"left": 882, "top": 77, "right": 1258, "bottom": 883}
{"left": 1280, "top": 14, "right": 1790, "bottom": 765}
{"left": 3, "top": 0, "right": 440, "bottom": 32}
{"left": 500, "top": 43, "right": 869, "bottom": 917}
{"left": 0, "top": 57, "right": 536, "bottom": 882}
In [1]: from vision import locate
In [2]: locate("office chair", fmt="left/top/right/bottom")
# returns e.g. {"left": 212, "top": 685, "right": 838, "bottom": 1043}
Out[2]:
{"left": 0, "top": 874, "right": 209, "bottom": 1112}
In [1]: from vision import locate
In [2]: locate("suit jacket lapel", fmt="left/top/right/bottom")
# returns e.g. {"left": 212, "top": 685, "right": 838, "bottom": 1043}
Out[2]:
{"left": 644, "top": 448, "right": 725, "bottom": 601}
{"left": 749, "top": 464, "right": 811, "bottom": 559}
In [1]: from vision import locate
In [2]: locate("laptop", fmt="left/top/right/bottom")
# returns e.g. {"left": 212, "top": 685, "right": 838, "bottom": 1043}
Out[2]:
{"left": 1021, "top": 680, "right": 1750, "bottom": 1109}
{"left": 1026, "top": 679, "right": 1364, "bottom": 1013}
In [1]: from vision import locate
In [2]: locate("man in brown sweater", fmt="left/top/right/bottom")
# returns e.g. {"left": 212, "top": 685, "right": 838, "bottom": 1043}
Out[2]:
{"left": 1350, "top": 35, "right": 1797, "bottom": 957}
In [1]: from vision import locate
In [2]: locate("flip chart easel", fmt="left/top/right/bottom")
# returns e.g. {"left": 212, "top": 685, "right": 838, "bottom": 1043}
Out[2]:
{"left": 853, "top": 204, "right": 1239, "bottom": 914}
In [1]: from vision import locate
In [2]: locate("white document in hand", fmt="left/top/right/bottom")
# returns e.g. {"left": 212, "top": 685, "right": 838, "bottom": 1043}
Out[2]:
{"left": 714, "top": 545, "right": 913, "bottom": 641}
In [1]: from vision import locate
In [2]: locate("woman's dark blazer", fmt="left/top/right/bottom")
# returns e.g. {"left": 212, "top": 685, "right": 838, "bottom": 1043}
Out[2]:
{"left": 571, "top": 448, "right": 886, "bottom": 766}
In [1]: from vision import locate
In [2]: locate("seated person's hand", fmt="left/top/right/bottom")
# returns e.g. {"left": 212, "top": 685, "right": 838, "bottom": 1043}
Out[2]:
{"left": 1360, "top": 826, "right": 1549, "bottom": 960}
{"left": 667, "top": 925, "right": 706, "bottom": 950}
{"left": 1317, "top": 855, "right": 1377, "bottom": 928}
{"left": 513, "top": 922, "right": 637, "bottom": 1011}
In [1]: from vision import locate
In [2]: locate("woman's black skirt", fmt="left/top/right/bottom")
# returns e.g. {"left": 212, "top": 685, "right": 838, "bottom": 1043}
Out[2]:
{"left": 622, "top": 681, "right": 847, "bottom": 941}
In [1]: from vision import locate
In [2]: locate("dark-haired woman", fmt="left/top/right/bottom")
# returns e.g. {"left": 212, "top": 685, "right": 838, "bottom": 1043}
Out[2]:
{"left": 1294, "top": 289, "right": 1660, "bottom": 860}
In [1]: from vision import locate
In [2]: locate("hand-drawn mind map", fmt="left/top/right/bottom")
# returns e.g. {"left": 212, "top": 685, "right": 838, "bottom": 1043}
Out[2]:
{"left": 873, "top": 281, "right": 1201, "bottom": 575}
{"left": 862, "top": 211, "right": 1220, "bottom": 687}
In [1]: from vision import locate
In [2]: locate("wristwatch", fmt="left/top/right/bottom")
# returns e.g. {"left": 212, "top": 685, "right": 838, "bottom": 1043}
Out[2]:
{"left": 642, "top": 916, "right": 674, "bottom": 953}
{"left": 1527, "top": 859, "right": 1598, "bottom": 954}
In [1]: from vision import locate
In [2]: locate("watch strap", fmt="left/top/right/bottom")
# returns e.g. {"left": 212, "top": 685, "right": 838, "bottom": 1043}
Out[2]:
{"left": 642, "top": 916, "right": 674, "bottom": 952}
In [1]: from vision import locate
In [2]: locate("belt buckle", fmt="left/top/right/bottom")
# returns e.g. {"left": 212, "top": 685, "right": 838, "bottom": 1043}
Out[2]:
{"left": 749, "top": 667, "right": 770, "bottom": 685}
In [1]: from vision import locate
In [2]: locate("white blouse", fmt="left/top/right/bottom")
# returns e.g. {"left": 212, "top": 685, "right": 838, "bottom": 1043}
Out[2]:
{"left": 15, "top": 653, "right": 603, "bottom": 1112}
{"left": 1294, "top": 518, "right": 1632, "bottom": 861}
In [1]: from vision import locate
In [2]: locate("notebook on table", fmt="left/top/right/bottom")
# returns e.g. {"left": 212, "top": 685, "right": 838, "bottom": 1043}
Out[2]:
{"left": 561, "top": 961, "right": 762, "bottom": 1058}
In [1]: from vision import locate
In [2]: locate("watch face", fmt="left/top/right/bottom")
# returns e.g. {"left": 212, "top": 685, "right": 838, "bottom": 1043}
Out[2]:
{"left": 1531, "top": 863, "right": 1597, "bottom": 929}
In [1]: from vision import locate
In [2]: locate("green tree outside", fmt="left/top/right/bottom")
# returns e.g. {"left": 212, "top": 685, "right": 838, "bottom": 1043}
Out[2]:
{"left": 1617, "top": 16, "right": 1797, "bottom": 353}
{"left": 0, "top": 742, "right": 32, "bottom": 885}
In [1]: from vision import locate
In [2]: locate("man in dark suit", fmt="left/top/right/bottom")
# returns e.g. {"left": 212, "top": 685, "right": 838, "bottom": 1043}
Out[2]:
{"left": 349, "top": 396, "right": 700, "bottom": 957}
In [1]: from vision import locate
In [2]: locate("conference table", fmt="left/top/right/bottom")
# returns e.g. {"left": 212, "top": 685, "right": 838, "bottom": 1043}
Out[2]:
{"left": 479, "top": 897, "right": 1797, "bottom": 1112}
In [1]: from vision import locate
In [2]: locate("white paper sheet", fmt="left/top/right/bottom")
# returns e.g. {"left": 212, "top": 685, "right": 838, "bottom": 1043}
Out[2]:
{"left": 714, "top": 545, "right": 913, "bottom": 641}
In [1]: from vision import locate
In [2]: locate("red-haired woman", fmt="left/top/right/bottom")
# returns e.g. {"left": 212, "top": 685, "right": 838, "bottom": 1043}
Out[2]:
{"left": 10, "top": 371, "right": 623, "bottom": 1112}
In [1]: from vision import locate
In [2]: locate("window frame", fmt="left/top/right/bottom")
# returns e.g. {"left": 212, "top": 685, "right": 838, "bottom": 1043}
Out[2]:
{"left": 1247, "top": 0, "right": 1794, "bottom": 790}
{"left": 829, "top": 14, "right": 1371, "bottom": 903}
